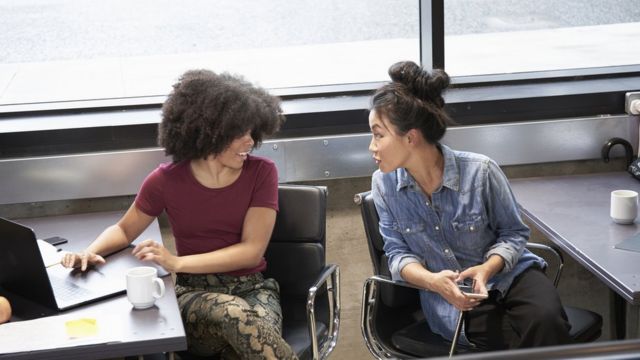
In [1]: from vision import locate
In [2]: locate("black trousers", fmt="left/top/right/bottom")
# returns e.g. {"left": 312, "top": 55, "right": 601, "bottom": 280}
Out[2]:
{"left": 465, "top": 267, "right": 573, "bottom": 350}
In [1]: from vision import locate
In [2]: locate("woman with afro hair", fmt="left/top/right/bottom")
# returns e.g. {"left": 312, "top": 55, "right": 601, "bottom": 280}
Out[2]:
{"left": 62, "top": 69, "right": 297, "bottom": 359}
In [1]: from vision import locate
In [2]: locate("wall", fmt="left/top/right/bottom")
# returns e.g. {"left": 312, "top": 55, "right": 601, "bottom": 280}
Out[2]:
{"left": 1, "top": 115, "right": 635, "bottom": 205}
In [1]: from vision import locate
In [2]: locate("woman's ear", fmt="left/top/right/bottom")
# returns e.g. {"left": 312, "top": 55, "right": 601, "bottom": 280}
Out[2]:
{"left": 406, "top": 129, "right": 420, "bottom": 145}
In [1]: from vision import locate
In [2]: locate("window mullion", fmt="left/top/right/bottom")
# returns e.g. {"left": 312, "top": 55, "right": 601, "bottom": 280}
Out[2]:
{"left": 419, "top": 0, "right": 444, "bottom": 70}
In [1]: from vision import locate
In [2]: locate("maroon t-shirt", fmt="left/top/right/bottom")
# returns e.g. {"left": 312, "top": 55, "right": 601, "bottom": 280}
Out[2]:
{"left": 134, "top": 155, "right": 279, "bottom": 276}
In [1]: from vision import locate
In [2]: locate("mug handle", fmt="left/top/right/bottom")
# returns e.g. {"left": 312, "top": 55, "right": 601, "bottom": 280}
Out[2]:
{"left": 152, "top": 278, "right": 166, "bottom": 299}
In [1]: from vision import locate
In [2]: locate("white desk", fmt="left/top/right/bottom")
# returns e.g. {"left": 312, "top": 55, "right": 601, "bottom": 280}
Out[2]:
{"left": 0, "top": 211, "right": 187, "bottom": 360}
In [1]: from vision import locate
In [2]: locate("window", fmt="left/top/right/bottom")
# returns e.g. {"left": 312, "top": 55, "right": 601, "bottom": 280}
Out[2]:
{"left": 1, "top": 1, "right": 640, "bottom": 186}
{"left": 442, "top": 0, "right": 640, "bottom": 77}
{"left": 0, "top": 0, "right": 639, "bottom": 130}
{"left": 0, "top": 0, "right": 419, "bottom": 108}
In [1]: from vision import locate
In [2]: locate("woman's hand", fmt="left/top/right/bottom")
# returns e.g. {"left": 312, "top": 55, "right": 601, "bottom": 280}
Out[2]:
{"left": 457, "top": 264, "right": 491, "bottom": 298}
{"left": 0, "top": 296, "right": 11, "bottom": 324}
{"left": 428, "top": 270, "right": 482, "bottom": 311}
{"left": 132, "top": 239, "right": 179, "bottom": 272}
{"left": 61, "top": 251, "right": 106, "bottom": 271}
{"left": 458, "top": 254, "right": 504, "bottom": 299}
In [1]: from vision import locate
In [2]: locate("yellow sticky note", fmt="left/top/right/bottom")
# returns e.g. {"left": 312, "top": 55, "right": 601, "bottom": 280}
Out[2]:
{"left": 65, "top": 318, "right": 98, "bottom": 338}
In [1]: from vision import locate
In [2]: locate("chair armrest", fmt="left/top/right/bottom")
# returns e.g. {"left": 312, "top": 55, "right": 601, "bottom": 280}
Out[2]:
{"left": 361, "top": 275, "right": 424, "bottom": 359}
{"left": 365, "top": 275, "right": 424, "bottom": 290}
{"left": 306, "top": 264, "right": 340, "bottom": 360}
{"left": 525, "top": 242, "right": 564, "bottom": 287}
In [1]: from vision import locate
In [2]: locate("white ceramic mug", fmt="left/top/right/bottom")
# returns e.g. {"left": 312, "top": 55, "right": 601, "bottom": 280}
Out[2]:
{"left": 126, "top": 266, "right": 165, "bottom": 309}
{"left": 610, "top": 190, "right": 639, "bottom": 225}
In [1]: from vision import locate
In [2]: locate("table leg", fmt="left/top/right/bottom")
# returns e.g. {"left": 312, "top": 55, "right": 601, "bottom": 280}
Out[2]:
{"left": 610, "top": 290, "right": 626, "bottom": 340}
{"left": 626, "top": 305, "right": 639, "bottom": 339}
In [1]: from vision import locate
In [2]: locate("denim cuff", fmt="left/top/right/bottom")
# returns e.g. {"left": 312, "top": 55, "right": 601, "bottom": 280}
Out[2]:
{"left": 392, "top": 255, "right": 422, "bottom": 281}
{"left": 485, "top": 247, "right": 516, "bottom": 273}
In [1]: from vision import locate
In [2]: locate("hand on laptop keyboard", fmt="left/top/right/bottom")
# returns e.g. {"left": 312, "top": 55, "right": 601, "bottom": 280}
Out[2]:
{"left": 61, "top": 251, "right": 106, "bottom": 271}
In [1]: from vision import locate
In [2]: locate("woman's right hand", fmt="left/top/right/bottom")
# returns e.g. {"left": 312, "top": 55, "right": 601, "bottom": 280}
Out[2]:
{"left": 61, "top": 251, "right": 106, "bottom": 271}
{"left": 429, "top": 270, "right": 481, "bottom": 311}
{"left": 0, "top": 296, "right": 11, "bottom": 324}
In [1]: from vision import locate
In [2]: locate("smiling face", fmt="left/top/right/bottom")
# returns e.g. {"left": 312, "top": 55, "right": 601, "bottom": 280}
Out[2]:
{"left": 215, "top": 131, "right": 255, "bottom": 170}
{"left": 368, "top": 109, "right": 411, "bottom": 173}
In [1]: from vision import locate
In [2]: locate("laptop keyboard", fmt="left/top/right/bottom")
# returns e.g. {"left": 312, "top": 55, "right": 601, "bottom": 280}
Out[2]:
{"left": 49, "top": 275, "right": 94, "bottom": 303}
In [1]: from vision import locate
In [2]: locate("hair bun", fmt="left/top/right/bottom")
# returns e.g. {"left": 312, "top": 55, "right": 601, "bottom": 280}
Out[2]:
{"left": 388, "top": 61, "right": 449, "bottom": 108}
{"left": 388, "top": 61, "right": 421, "bottom": 85}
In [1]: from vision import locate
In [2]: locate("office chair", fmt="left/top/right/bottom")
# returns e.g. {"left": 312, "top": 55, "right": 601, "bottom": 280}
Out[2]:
{"left": 354, "top": 190, "right": 602, "bottom": 359}
{"left": 177, "top": 185, "right": 340, "bottom": 360}
{"left": 264, "top": 184, "right": 340, "bottom": 359}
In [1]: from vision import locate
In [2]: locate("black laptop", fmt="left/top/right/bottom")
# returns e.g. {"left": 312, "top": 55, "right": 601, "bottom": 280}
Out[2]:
{"left": 0, "top": 217, "right": 168, "bottom": 320}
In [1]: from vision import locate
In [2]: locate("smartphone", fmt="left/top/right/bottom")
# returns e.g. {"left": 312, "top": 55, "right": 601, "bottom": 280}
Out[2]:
{"left": 42, "top": 236, "right": 68, "bottom": 247}
{"left": 458, "top": 281, "right": 488, "bottom": 300}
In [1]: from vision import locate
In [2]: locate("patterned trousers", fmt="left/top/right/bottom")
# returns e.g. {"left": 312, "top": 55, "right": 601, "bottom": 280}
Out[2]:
{"left": 175, "top": 272, "right": 298, "bottom": 360}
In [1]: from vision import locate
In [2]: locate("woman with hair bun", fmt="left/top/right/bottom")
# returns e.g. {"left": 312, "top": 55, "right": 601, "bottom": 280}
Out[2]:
{"left": 368, "top": 61, "right": 571, "bottom": 350}
{"left": 62, "top": 69, "right": 297, "bottom": 359}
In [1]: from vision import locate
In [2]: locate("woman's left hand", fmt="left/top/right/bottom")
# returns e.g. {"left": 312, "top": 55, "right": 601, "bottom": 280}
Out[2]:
{"left": 132, "top": 239, "right": 179, "bottom": 272}
{"left": 458, "top": 265, "right": 490, "bottom": 297}
{"left": 458, "top": 255, "right": 505, "bottom": 297}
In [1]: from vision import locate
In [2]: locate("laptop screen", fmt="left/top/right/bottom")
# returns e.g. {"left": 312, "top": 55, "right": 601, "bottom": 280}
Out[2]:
{"left": 0, "top": 218, "right": 59, "bottom": 317}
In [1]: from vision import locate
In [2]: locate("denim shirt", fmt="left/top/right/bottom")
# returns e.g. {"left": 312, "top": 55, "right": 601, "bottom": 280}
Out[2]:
{"left": 371, "top": 144, "right": 546, "bottom": 345}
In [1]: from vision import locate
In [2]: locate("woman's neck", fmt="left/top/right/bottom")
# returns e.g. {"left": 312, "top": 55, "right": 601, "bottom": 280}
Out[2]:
{"left": 190, "top": 157, "right": 242, "bottom": 189}
{"left": 406, "top": 144, "right": 444, "bottom": 198}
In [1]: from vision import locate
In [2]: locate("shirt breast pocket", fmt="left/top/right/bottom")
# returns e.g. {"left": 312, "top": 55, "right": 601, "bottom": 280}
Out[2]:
{"left": 396, "top": 222, "right": 427, "bottom": 245}
{"left": 450, "top": 215, "right": 487, "bottom": 250}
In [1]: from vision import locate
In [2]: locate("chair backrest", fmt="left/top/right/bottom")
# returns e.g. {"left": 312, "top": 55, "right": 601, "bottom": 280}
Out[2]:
{"left": 263, "top": 184, "right": 339, "bottom": 359}
{"left": 264, "top": 184, "right": 327, "bottom": 300}
{"left": 356, "top": 190, "right": 419, "bottom": 308}
{"left": 356, "top": 190, "right": 425, "bottom": 356}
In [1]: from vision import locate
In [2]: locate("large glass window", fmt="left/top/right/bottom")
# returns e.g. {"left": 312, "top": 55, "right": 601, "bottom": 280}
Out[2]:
{"left": 1, "top": 0, "right": 639, "bottom": 122}
{"left": 444, "top": 0, "right": 640, "bottom": 77}
{"left": 0, "top": 0, "right": 419, "bottom": 107}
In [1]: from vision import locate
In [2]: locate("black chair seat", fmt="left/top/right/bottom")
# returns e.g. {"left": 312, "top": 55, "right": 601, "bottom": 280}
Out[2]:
{"left": 389, "top": 305, "right": 602, "bottom": 358}
{"left": 565, "top": 305, "right": 603, "bottom": 342}
{"left": 391, "top": 320, "right": 477, "bottom": 357}
{"left": 284, "top": 320, "right": 328, "bottom": 358}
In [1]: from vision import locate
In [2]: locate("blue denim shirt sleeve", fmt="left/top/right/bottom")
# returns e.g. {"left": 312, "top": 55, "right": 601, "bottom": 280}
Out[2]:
{"left": 372, "top": 174, "right": 422, "bottom": 281}
{"left": 482, "top": 159, "right": 530, "bottom": 273}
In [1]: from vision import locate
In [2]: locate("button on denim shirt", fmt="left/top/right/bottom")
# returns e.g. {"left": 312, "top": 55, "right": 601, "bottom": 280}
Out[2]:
{"left": 371, "top": 144, "right": 546, "bottom": 345}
